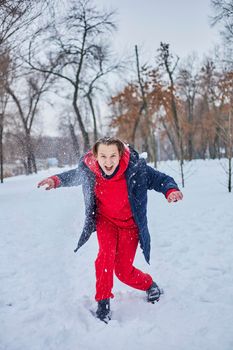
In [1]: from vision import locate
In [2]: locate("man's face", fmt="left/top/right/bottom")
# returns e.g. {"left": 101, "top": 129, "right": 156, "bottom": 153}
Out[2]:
{"left": 96, "top": 144, "right": 121, "bottom": 175}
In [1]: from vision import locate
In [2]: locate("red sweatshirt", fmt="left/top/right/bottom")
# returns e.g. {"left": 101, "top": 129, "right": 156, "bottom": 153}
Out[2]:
{"left": 84, "top": 146, "right": 137, "bottom": 227}
{"left": 50, "top": 148, "right": 179, "bottom": 222}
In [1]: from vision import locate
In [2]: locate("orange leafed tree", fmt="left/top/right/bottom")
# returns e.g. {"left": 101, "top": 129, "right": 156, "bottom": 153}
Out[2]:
{"left": 110, "top": 68, "right": 164, "bottom": 162}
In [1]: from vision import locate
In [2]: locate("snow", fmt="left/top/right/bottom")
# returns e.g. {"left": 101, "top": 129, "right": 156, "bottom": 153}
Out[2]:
{"left": 1, "top": 160, "right": 233, "bottom": 350}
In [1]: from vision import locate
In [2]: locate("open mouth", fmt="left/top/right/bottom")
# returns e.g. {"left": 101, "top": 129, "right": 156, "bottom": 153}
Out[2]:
{"left": 104, "top": 165, "right": 114, "bottom": 172}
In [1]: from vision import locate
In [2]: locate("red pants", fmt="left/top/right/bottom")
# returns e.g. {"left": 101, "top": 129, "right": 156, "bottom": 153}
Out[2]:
{"left": 95, "top": 216, "right": 153, "bottom": 301}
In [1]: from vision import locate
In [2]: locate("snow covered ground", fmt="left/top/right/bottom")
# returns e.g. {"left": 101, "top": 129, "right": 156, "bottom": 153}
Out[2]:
{"left": 1, "top": 159, "right": 233, "bottom": 350}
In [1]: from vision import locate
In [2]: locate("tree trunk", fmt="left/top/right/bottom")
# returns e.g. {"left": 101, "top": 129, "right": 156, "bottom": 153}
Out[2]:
{"left": 25, "top": 132, "right": 37, "bottom": 175}
{"left": 22, "top": 159, "right": 28, "bottom": 174}
{"left": 132, "top": 45, "right": 149, "bottom": 149}
{"left": 179, "top": 132, "right": 185, "bottom": 187}
{"left": 87, "top": 94, "right": 98, "bottom": 142}
{"left": 227, "top": 110, "right": 232, "bottom": 193}
{"left": 187, "top": 97, "right": 194, "bottom": 161}
{"left": 150, "top": 130, "right": 157, "bottom": 168}
{"left": 69, "top": 123, "right": 80, "bottom": 158}
{"left": 0, "top": 123, "right": 3, "bottom": 183}
{"left": 187, "top": 134, "right": 193, "bottom": 160}
{"left": 161, "top": 119, "right": 179, "bottom": 159}
{"left": 228, "top": 157, "right": 232, "bottom": 193}
{"left": 72, "top": 96, "right": 90, "bottom": 152}
{"left": 160, "top": 43, "right": 185, "bottom": 185}
{"left": 31, "top": 151, "right": 37, "bottom": 174}
{"left": 214, "top": 127, "right": 221, "bottom": 159}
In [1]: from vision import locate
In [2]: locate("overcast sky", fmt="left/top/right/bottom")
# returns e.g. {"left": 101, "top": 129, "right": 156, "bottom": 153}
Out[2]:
{"left": 98, "top": 0, "right": 221, "bottom": 59}
{"left": 43, "top": 0, "right": 222, "bottom": 136}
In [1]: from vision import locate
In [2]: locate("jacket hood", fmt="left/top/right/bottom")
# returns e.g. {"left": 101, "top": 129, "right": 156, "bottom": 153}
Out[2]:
{"left": 84, "top": 145, "right": 130, "bottom": 179}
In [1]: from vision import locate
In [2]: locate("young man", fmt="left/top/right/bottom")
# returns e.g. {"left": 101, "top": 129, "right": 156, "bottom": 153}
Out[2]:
{"left": 38, "top": 137, "right": 183, "bottom": 323}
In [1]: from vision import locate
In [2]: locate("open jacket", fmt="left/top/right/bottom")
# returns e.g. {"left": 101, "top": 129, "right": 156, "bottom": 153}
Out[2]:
{"left": 55, "top": 147, "right": 179, "bottom": 264}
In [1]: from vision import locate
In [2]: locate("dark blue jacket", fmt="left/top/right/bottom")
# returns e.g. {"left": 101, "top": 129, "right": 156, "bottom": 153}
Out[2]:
{"left": 56, "top": 148, "right": 179, "bottom": 263}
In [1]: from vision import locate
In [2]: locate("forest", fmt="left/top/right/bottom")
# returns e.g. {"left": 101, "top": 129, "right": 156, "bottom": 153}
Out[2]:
{"left": 0, "top": 0, "right": 232, "bottom": 190}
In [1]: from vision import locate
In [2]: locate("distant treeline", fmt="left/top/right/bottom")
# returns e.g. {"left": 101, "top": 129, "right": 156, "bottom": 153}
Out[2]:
{"left": 0, "top": 0, "right": 232, "bottom": 186}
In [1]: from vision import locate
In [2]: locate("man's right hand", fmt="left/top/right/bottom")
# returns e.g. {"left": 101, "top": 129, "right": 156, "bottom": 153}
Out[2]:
{"left": 37, "top": 178, "right": 55, "bottom": 190}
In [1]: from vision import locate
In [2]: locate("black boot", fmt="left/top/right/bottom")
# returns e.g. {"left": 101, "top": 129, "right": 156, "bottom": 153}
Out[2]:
{"left": 96, "top": 298, "right": 111, "bottom": 323}
{"left": 146, "top": 281, "right": 163, "bottom": 303}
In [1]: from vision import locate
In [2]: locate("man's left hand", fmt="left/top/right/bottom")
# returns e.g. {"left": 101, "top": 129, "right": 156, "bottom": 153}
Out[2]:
{"left": 167, "top": 190, "right": 183, "bottom": 203}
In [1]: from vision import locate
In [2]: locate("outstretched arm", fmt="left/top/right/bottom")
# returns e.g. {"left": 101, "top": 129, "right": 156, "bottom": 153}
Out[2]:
{"left": 37, "top": 177, "right": 58, "bottom": 190}
{"left": 146, "top": 165, "right": 183, "bottom": 202}
{"left": 37, "top": 165, "right": 83, "bottom": 190}
{"left": 166, "top": 189, "right": 183, "bottom": 203}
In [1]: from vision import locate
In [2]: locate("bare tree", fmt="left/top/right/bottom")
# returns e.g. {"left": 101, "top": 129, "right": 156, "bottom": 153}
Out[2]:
{"left": 0, "top": 0, "right": 48, "bottom": 181}
{"left": 211, "top": 0, "right": 233, "bottom": 43}
{"left": 58, "top": 106, "right": 81, "bottom": 159}
{"left": 0, "top": 48, "right": 11, "bottom": 182}
{"left": 226, "top": 110, "right": 232, "bottom": 192}
{"left": 218, "top": 110, "right": 233, "bottom": 192}
{"left": 0, "top": 58, "right": 10, "bottom": 182}
{"left": 177, "top": 55, "right": 200, "bottom": 160}
{"left": 199, "top": 58, "right": 228, "bottom": 159}
{"left": 133, "top": 45, "right": 157, "bottom": 165}
{"left": 214, "top": 69, "right": 233, "bottom": 192}
{"left": 82, "top": 44, "right": 121, "bottom": 143}
{"left": 28, "top": 0, "right": 116, "bottom": 152}
{"left": 132, "top": 45, "right": 147, "bottom": 145}
{"left": 0, "top": 0, "right": 48, "bottom": 49}
{"left": 158, "top": 42, "right": 185, "bottom": 187}
{"left": 5, "top": 70, "right": 52, "bottom": 174}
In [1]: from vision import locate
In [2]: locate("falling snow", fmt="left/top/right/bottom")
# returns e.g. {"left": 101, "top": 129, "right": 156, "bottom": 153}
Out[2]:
{"left": 0, "top": 159, "right": 233, "bottom": 350}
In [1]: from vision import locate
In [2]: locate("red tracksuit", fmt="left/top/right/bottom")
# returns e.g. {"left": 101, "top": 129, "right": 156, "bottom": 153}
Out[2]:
{"left": 84, "top": 147, "right": 153, "bottom": 301}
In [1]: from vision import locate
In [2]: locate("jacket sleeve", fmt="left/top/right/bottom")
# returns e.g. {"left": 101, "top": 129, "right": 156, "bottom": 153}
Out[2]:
{"left": 55, "top": 162, "right": 85, "bottom": 187}
{"left": 146, "top": 165, "right": 179, "bottom": 196}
